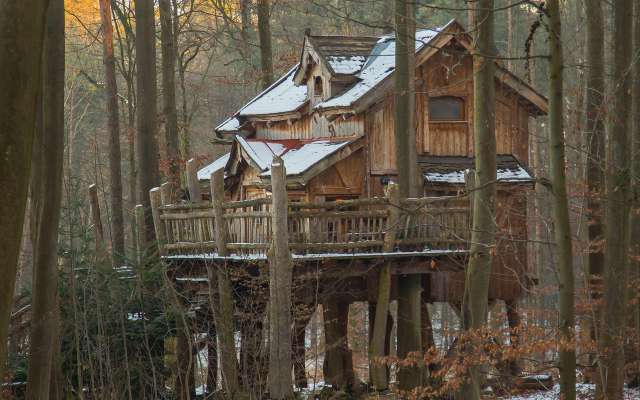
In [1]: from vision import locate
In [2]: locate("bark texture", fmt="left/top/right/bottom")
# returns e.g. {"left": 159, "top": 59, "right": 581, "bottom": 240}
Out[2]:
{"left": 98, "top": 0, "right": 125, "bottom": 263}
{"left": 25, "top": 1, "right": 65, "bottom": 397}
{"left": 135, "top": 0, "right": 160, "bottom": 243}
{"left": 600, "top": 0, "right": 633, "bottom": 397}
{"left": 257, "top": 0, "right": 274, "bottom": 89}
{"left": 0, "top": 0, "right": 50, "bottom": 376}
{"left": 547, "top": 1, "right": 576, "bottom": 399}
{"left": 393, "top": 0, "right": 422, "bottom": 391}
{"left": 459, "top": 1, "right": 496, "bottom": 398}
{"left": 159, "top": 0, "right": 180, "bottom": 185}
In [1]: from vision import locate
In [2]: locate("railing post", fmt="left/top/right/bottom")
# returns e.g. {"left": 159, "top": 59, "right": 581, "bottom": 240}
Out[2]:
{"left": 464, "top": 169, "right": 476, "bottom": 231}
{"left": 186, "top": 158, "right": 201, "bottom": 202}
{"left": 268, "top": 156, "right": 294, "bottom": 399}
{"left": 210, "top": 169, "right": 228, "bottom": 256}
{"left": 149, "top": 187, "right": 166, "bottom": 256}
{"left": 135, "top": 204, "right": 146, "bottom": 264}
{"left": 369, "top": 181, "right": 399, "bottom": 390}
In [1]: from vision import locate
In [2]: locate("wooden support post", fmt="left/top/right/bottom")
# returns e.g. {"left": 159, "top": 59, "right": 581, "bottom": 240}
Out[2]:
{"left": 369, "top": 182, "right": 400, "bottom": 390}
{"left": 149, "top": 187, "right": 166, "bottom": 256}
{"left": 210, "top": 170, "right": 228, "bottom": 256}
{"left": 206, "top": 322, "right": 218, "bottom": 394}
{"left": 186, "top": 158, "right": 201, "bottom": 202}
{"left": 176, "top": 324, "right": 194, "bottom": 400}
{"left": 323, "top": 301, "right": 354, "bottom": 390}
{"left": 368, "top": 302, "right": 394, "bottom": 386}
{"left": 268, "top": 156, "right": 294, "bottom": 399}
{"left": 206, "top": 169, "right": 240, "bottom": 396}
{"left": 135, "top": 204, "right": 146, "bottom": 264}
{"left": 464, "top": 169, "right": 476, "bottom": 231}
{"left": 293, "top": 306, "right": 313, "bottom": 390}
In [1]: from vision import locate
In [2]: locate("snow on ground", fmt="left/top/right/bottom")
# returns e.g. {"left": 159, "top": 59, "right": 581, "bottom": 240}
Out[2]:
{"left": 502, "top": 383, "right": 640, "bottom": 400}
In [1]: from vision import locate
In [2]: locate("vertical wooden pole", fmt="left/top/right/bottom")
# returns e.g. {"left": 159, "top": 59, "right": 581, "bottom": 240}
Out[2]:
{"left": 268, "top": 156, "right": 294, "bottom": 399}
{"left": 207, "top": 169, "right": 240, "bottom": 396}
{"left": 186, "top": 158, "right": 201, "bottom": 202}
{"left": 135, "top": 204, "right": 146, "bottom": 264}
{"left": 464, "top": 169, "right": 476, "bottom": 231}
{"left": 210, "top": 170, "right": 228, "bottom": 256}
{"left": 369, "top": 182, "right": 400, "bottom": 390}
{"left": 206, "top": 322, "right": 218, "bottom": 394}
{"left": 149, "top": 187, "right": 166, "bottom": 256}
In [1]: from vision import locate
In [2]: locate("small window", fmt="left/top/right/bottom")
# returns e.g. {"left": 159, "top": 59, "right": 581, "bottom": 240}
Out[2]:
{"left": 429, "top": 96, "right": 464, "bottom": 121}
{"left": 314, "top": 76, "right": 323, "bottom": 97}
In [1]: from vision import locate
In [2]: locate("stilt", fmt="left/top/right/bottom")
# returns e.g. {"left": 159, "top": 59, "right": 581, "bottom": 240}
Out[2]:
{"left": 505, "top": 300, "right": 522, "bottom": 377}
{"left": 323, "top": 300, "right": 353, "bottom": 390}
{"left": 176, "top": 325, "right": 194, "bottom": 400}
{"left": 368, "top": 302, "right": 394, "bottom": 386}
{"left": 206, "top": 322, "right": 217, "bottom": 395}
{"left": 421, "top": 275, "right": 435, "bottom": 352}
{"left": 293, "top": 305, "right": 313, "bottom": 390}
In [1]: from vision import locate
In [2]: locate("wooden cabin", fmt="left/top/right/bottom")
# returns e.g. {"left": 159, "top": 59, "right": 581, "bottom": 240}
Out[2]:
{"left": 196, "top": 19, "right": 544, "bottom": 302}
{"left": 155, "top": 19, "right": 547, "bottom": 392}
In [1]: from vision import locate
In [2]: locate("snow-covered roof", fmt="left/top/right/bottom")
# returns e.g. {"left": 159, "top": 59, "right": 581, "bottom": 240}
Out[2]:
{"left": 260, "top": 140, "right": 351, "bottom": 177}
{"left": 316, "top": 21, "right": 453, "bottom": 110}
{"left": 238, "top": 65, "right": 308, "bottom": 117}
{"left": 197, "top": 153, "right": 230, "bottom": 180}
{"left": 326, "top": 55, "right": 367, "bottom": 75}
{"left": 216, "top": 117, "right": 241, "bottom": 133}
{"left": 236, "top": 136, "right": 289, "bottom": 171}
{"left": 421, "top": 155, "right": 534, "bottom": 184}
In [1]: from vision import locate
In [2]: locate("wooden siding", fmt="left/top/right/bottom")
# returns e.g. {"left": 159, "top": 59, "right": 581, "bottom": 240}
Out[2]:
{"left": 257, "top": 114, "right": 364, "bottom": 140}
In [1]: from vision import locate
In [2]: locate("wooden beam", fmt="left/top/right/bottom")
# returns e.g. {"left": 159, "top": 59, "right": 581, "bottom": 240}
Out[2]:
{"left": 186, "top": 158, "right": 201, "bottom": 202}
{"left": 149, "top": 187, "right": 166, "bottom": 256}
{"left": 267, "top": 156, "right": 294, "bottom": 399}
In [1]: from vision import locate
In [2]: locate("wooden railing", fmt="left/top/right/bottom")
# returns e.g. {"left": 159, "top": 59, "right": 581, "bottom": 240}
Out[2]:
{"left": 152, "top": 185, "right": 471, "bottom": 258}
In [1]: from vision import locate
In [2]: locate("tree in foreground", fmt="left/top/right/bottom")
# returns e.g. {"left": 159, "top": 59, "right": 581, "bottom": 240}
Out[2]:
{"left": 0, "top": 0, "right": 51, "bottom": 378}
{"left": 600, "top": 0, "right": 633, "bottom": 397}
{"left": 458, "top": 0, "right": 496, "bottom": 398}
{"left": 547, "top": 1, "right": 576, "bottom": 399}
{"left": 25, "top": 0, "right": 65, "bottom": 397}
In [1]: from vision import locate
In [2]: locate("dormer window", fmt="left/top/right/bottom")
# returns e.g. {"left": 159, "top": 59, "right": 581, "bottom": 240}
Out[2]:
{"left": 314, "top": 76, "right": 323, "bottom": 98}
{"left": 429, "top": 96, "right": 465, "bottom": 121}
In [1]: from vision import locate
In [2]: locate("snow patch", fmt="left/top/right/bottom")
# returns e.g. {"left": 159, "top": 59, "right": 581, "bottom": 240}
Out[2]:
{"left": 197, "top": 153, "right": 230, "bottom": 180}
{"left": 237, "top": 136, "right": 288, "bottom": 171}
{"left": 327, "top": 55, "right": 367, "bottom": 74}
{"left": 238, "top": 65, "right": 308, "bottom": 116}
{"left": 260, "top": 140, "right": 350, "bottom": 177}
{"left": 425, "top": 165, "right": 533, "bottom": 184}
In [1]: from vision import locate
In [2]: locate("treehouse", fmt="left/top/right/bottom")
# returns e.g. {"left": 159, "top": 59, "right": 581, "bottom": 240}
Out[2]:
{"left": 151, "top": 19, "right": 547, "bottom": 391}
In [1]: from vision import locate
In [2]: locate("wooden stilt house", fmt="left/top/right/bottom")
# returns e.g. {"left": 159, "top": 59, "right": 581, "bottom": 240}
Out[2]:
{"left": 152, "top": 19, "right": 547, "bottom": 392}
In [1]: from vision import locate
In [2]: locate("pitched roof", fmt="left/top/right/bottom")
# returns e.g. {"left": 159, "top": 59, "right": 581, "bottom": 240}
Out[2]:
{"left": 420, "top": 155, "right": 534, "bottom": 184}
{"left": 316, "top": 24, "right": 449, "bottom": 111}
{"left": 308, "top": 35, "right": 379, "bottom": 75}
{"left": 197, "top": 153, "right": 230, "bottom": 180}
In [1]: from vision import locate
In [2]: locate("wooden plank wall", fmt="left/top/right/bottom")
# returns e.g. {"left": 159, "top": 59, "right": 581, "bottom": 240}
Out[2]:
{"left": 258, "top": 114, "right": 364, "bottom": 140}
{"left": 366, "top": 42, "right": 533, "bottom": 174}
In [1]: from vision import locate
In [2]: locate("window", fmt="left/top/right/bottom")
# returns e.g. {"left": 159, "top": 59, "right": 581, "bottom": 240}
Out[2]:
{"left": 429, "top": 96, "right": 464, "bottom": 121}
{"left": 314, "top": 76, "right": 323, "bottom": 98}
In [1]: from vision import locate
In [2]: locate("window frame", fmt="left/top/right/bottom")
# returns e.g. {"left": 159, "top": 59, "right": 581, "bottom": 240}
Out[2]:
{"left": 428, "top": 95, "right": 466, "bottom": 122}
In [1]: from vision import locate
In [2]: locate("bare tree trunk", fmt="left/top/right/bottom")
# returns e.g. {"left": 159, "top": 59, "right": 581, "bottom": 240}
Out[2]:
{"left": 135, "top": 0, "right": 159, "bottom": 243}
{"left": 159, "top": 0, "right": 180, "bottom": 187}
{"left": 98, "top": 0, "right": 125, "bottom": 264}
{"left": 392, "top": 0, "right": 422, "bottom": 392}
{"left": 582, "top": 0, "right": 605, "bottom": 386}
{"left": 630, "top": 1, "right": 640, "bottom": 388}
{"left": 25, "top": 1, "right": 64, "bottom": 397}
{"left": 257, "top": 0, "right": 273, "bottom": 89}
{"left": 0, "top": 0, "right": 49, "bottom": 377}
{"left": 600, "top": 0, "right": 633, "bottom": 397}
{"left": 547, "top": 1, "right": 576, "bottom": 399}
{"left": 458, "top": 1, "right": 496, "bottom": 398}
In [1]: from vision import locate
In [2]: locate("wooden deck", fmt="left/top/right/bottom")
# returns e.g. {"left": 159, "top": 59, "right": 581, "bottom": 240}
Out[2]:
{"left": 152, "top": 193, "right": 471, "bottom": 261}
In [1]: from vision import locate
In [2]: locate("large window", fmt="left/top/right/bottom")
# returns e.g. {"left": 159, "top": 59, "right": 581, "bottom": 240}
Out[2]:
{"left": 429, "top": 96, "right": 465, "bottom": 121}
